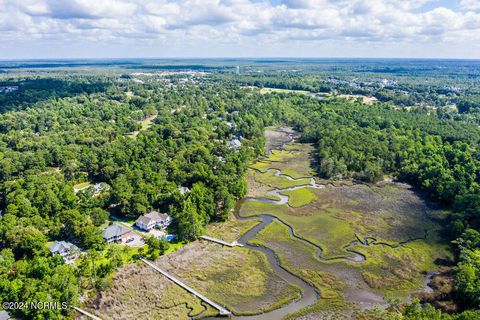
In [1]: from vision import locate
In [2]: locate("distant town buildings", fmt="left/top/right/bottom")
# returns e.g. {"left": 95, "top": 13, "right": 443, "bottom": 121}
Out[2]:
{"left": 0, "top": 86, "right": 18, "bottom": 93}
{"left": 380, "top": 79, "right": 398, "bottom": 87}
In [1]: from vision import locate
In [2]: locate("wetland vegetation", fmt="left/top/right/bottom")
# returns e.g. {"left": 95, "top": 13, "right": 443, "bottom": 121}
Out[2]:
{"left": 1, "top": 59, "right": 480, "bottom": 319}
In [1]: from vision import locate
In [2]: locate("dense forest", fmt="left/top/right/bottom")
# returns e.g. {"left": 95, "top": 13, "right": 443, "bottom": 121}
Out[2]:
{"left": 0, "top": 61, "right": 480, "bottom": 318}
{"left": 0, "top": 74, "right": 300, "bottom": 318}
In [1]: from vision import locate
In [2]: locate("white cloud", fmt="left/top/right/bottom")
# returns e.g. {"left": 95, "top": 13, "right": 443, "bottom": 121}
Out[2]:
{"left": 460, "top": 0, "right": 480, "bottom": 11}
{"left": 0, "top": 0, "right": 479, "bottom": 58}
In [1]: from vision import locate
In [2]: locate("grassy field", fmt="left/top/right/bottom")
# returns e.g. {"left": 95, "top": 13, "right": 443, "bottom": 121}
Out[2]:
{"left": 252, "top": 170, "right": 311, "bottom": 189}
{"left": 127, "top": 114, "right": 157, "bottom": 138}
{"left": 205, "top": 218, "right": 261, "bottom": 243}
{"left": 242, "top": 86, "right": 312, "bottom": 95}
{"left": 337, "top": 94, "right": 378, "bottom": 105}
{"left": 73, "top": 181, "right": 92, "bottom": 190}
{"left": 259, "top": 87, "right": 312, "bottom": 95}
{"left": 248, "top": 143, "right": 316, "bottom": 179}
{"left": 155, "top": 242, "right": 302, "bottom": 315}
{"left": 87, "top": 261, "right": 218, "bottom": 320}
{"left": 281, "top": 187, "right": 318, "bottom": 207}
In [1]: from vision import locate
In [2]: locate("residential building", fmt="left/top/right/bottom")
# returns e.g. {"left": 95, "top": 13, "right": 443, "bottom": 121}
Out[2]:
{"left": 102, "top": 223, "right": 134, "bottom": 243}
{"left": 0, "top": 86, "right": 19, "bottom": 93}
{"left": 227, "top": 138, "right": 242, "bottom": 151}
{"left": 225, "top": 121, "right": 237, "bottom": 129}
{"left": 136, "top": 211, "right": 172, "bottom": 231}
{"left": 178, "top": 186, "right": 190, "bottom": 195}
{"left": 48, "top": 241, "right": 78, "bottom": 264}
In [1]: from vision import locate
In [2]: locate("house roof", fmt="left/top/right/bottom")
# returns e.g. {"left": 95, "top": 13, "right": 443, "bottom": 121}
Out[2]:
{"left": 0, "top": 310, "right": 10, "bottom": 320}
{"left": 227, "top": 139, "right": 242, "bottom": 149}
{"left": 102, "top": 223, "right": 130, "bottom": 239}
{"left": 136, "top": 215, "right": 153, "bottom": 225}
{"left": 178, "top": 186, "right": 190, "bottom": 195}
{"left": 49, "top": 241, "right": 76, "bottom": 254}
{"left": 136, "top": 211, "right": 170, "bottom": 225}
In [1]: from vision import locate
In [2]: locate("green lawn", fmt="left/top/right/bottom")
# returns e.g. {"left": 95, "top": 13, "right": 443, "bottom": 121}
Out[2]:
{"left": 73, "top": 182, "right": 92, "bottom": 190}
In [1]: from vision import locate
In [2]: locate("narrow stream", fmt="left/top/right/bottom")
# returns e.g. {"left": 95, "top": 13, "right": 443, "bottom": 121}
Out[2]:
{"left": 223, "top": 164, "right": 368, "bottom": 319}
{"left": 225, "top": 167, "right": 427, "bottom": 319}
{"left": 202, "top": 135, "right": 428, "bottom": 319}
{"left": 233, "top": 215, "right": 319, "bottom": 320}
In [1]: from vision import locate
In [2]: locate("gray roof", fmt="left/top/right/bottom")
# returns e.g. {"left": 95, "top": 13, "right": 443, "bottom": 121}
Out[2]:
{"left": 102, "top": 223, "right": 130, "bottom": 239}
{"left": 0, "top": 310, "right": 10, "bottom": 320}
{"left": 49, "top": 241, "right": 77, "bottom": 254}
{"left": 227, "top": 139, "right": 242, "bottom": 149}
{"left": 136, "top": 211, "right": 170, "bottom": 225}
{"left": 136, "top": 215, "right": 152, "bottom": 225}
{"left": 178, "top": 186, "right": 190, "bottom": 195}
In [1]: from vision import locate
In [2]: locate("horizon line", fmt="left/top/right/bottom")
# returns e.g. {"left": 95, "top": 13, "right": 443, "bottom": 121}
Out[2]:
{"left": 1, "top": 56, "right": 480, "bottom": 63}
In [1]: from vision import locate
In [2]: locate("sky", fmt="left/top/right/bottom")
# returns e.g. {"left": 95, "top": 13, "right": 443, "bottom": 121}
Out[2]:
{"left": 1, "top": 0, "right": 480, "bottom": 59}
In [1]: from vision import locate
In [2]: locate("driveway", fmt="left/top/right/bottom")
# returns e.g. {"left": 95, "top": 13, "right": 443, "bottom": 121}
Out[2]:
{"left": 143, "top": 228, "right": 166, "bottom": 239}
{"left": 125, "top": 232, "right": 145, "bottom": 247}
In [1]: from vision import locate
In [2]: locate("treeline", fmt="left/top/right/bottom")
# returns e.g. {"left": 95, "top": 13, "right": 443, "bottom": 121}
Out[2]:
{"left": 0, "top": 77, "right": 112, "bottom": 113}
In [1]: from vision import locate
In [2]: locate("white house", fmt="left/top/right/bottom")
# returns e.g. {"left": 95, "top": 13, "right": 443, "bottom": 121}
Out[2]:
{"left": 48, "top": 241, "right": 78, "bottom": 264}
{"left": 178, "top": 186, "right": 190, "bottom": 195}
{"left": 227, "top": 138, "right": 242, "bottom": 151}
{"left": 135, "top": 211, "right": 172, "bottom": 231}
{"left": 225, "top": 121, "right": 237, "bottom": 129}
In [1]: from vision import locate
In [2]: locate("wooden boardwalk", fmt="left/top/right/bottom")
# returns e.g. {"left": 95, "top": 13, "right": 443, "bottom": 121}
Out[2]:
{"left": 200, "top": 235, "right": 244, "bottom": 247}
{"left": 139, "top": 257, "right": 232, "bottom": 316}
{"left": 74, "top": 307, "right": 103, "bottom": 320}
